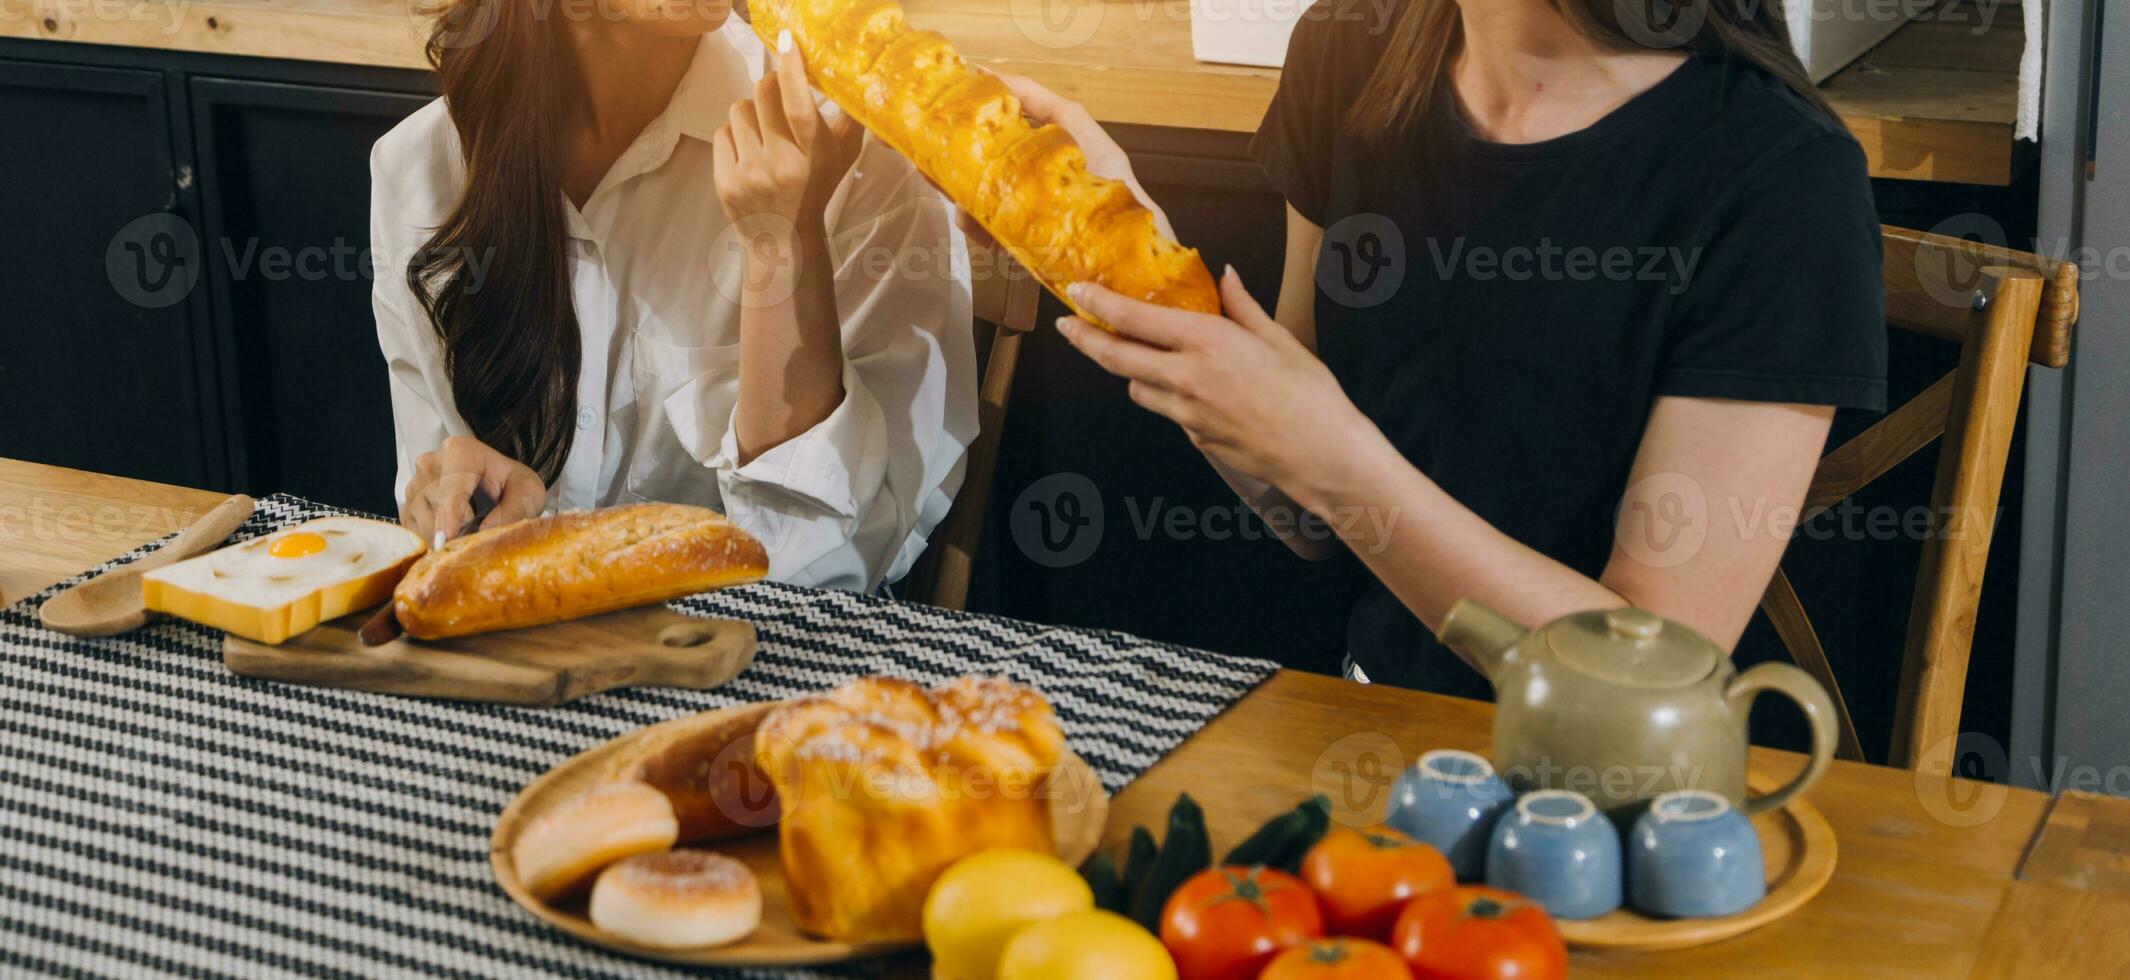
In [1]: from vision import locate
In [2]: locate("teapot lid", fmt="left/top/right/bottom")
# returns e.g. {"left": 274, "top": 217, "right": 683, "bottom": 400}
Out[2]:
{"left": 1542, "top": 607, "right": 1720, "bottom": 689}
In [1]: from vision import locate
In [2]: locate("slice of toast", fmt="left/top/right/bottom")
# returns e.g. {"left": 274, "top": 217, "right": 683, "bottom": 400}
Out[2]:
{"left": 142, "top": 516, "right": 426, "bottom": 644}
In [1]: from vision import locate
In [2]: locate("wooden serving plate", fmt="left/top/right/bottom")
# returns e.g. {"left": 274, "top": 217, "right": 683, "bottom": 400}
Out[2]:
{"left": 490, "top": 703, "right": 1111, "bottom": 968}
{"left": 1557, "top": 770, "right": 1838, "bottom": 951}
{"left": 224, "top": 605, "right": 757, "bottom": 706}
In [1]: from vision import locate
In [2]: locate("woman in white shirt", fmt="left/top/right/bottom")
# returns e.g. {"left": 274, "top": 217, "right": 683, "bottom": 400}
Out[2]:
{"left": 370, "top": 0, "right": 974, "bottom": 592}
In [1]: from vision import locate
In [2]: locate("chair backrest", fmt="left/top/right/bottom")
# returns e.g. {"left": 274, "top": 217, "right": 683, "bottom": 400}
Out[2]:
{"left": 1760, "top": 225, "right": 2079, "bottom": 770}
{"left": 901, "top": 241, "right": 1044, "bottom": 610}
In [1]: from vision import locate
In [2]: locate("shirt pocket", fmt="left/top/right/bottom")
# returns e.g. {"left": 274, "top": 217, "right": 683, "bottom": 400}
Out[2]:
{"left": 625, "top": 329, "right": 743, "bottom": 506}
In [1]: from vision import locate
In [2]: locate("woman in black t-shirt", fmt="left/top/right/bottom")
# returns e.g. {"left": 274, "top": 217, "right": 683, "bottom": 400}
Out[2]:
{"left": 997, "top": 0, "right": 1886, "bottom": 695}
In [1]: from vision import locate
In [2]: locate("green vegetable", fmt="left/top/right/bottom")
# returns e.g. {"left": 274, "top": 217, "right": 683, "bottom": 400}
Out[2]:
{"left": 1130, "top": 793, "right": 1211, "bottom": 931}
{"left": 1221, "top": 794, "right": 1333, "bottom": 873}
{"left": 1079, "top": 851, "right": 1126, "bottom": 914}
{"left": 1122, "top": 825, "right": 1159, "bottom": 890}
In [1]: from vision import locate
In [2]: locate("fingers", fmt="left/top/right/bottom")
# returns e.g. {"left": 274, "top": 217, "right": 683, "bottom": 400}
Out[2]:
{"left": 753, "top": 60, "right": 796, "bottom": 146}
{"left": 1057, "top": 315, "right": 1184, "bottom": 387}
{"left": 728, "top": 98, "right": 762, "bottom": 164}
{"left": 773, "top": 46, "right": 816, "bottom": 147}
{"left": 1126, "top": 379, "right": 1197, "bottom": 430}
{"left": 435, "top": 434, "right": 488, "bottom": 476}
{"left": 483, "top": 464, "right": 546, "bottom": 530}
{"left": 1064, "top": 281, "right": 1218, "bottom": 351}
{"left": 712, "top": 126, "right": 739, "bottom": 204}
{"left": 1216, "top": 264, "right": 1286, "bottom": 341}
{"left": 408, "top": 471, "right": 480, "bottom": 543}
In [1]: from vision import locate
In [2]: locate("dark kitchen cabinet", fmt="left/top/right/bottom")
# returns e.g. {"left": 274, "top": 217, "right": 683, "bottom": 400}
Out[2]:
{"left": 191, "top": 78, "right": 432, "bottom": 517}
{"left": 0, "top": 40, "right": 431, "bottom": 517}
{"left": 0, "top": 59, "right": 217, "bottom": 488}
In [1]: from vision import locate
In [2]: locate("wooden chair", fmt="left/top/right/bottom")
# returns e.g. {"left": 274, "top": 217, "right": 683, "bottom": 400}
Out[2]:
{"left": 901, "top": 241, "right": 1044, "bottom": 610}
{"left": 1760, "top": 225, "right": 2079, "bottom": 770}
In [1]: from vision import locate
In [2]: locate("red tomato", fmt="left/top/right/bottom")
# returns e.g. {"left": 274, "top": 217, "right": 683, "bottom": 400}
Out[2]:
{"left": 1391, "top": 886, "right": 1565, "bottom": 980}
{"left": 1300, "top": 825, "right": 1455, "bottom": 939}
{"left": 1161, "top": 865, "right": 1324, "bottom": 980}
{"left": 1262, "top": 938, "right": 1415, "bottom": 980}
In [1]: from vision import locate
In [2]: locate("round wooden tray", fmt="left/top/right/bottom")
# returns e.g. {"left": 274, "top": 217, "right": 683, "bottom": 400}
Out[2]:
{"left": 491, "top": 702, "right": 1111, "bottom": 968}
{"left": 1556, "top": 770, "right": 1838, "bottom": 951}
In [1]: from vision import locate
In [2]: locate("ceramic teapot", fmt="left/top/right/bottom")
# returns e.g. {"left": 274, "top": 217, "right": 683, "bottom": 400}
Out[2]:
{"left": 1438, "top": 599, "right": 1835, "bottom": 819}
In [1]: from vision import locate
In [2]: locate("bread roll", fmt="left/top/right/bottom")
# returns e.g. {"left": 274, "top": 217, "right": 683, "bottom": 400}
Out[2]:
{"left": 589, "top": 850, "right": 762, "bottom": 949}
{"left": 754, "top": 675, "right": 1064, "bottom": 942}
{"left": 392, "top": 503, "right": 767, "bottom": 640}
{"left": 748, "top": 0, "right": 1220, "bottom": 325}
{"left": 602, "top": 702, "right": 781, "bottom": 842}
{"left": 512, "top": 780, "right": 680, "bottom": 901}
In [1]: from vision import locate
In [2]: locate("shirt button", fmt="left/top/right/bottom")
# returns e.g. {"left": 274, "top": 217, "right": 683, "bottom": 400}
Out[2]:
{"left": 575, "top": 408, "right": 596, "bottom": 431}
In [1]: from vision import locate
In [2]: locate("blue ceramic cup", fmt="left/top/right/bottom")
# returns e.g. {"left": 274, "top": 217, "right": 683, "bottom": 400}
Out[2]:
{"left": 1628, "top": 789, "right": 1767, "bottom": 918}
{"left": 1485, "top": 789, "right": 1622, "bottom": 919}
{"left": 1385, "top": 749, "right": 1515, "bottom": 880}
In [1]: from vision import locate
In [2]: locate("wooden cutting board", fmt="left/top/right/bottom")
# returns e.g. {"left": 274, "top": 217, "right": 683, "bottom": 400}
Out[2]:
{"left": 223, "top": 606, "right": 757, "bottom": 706}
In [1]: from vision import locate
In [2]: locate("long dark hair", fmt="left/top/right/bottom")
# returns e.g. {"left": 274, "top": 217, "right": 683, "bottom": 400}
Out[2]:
{"left": 407, "top": 0, "right": 584, "bottom": 484}
{"left": 1348, "top": 0, "right": 1833, "bottom": 141}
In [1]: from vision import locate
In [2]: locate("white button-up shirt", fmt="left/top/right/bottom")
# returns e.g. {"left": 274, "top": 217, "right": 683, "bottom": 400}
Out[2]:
{"left": 369, "top": 23, "right": 976, "bottom": 592}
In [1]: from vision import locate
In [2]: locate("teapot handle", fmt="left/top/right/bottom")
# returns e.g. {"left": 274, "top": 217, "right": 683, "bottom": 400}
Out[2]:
{"left": 1725, "top": 662, "right": 1837, "bottom": 816}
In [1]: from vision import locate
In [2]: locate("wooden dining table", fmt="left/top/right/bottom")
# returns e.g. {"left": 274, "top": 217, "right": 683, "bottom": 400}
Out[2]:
{"left": 4, "top": 457, "right": 2126, "bottom": 977}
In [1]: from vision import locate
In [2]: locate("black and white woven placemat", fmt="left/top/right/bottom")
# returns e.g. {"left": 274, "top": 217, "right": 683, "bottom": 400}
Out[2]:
{"left": 0, "top": 494, "right": 1276, "bottom": 979}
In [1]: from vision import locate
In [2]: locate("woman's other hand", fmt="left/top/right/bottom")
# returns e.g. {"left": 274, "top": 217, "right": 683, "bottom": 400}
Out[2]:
{"left": 400, "top": 435, "right": 546, "bottom": 544}
{"left": 956, "top": 72, "right": 1176, "bottom": 245}
{"left": 712, "top": 39, "right": 862, "bottom": 233}
{"left": 1057, "top": 267, "right": 1374, "bottom": 501}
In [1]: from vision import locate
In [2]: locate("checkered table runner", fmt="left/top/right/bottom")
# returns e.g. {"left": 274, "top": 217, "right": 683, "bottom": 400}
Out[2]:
{"left": 0, "top": 494, "right": 1276, "bottom": 978}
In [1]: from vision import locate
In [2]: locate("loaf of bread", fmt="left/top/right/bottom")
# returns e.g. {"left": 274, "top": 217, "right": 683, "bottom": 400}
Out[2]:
{"left": 755, "top": 675, "right": 1065, "bottom": 942}
{"left": 392, "top": 503, "right": 768, "bottom": 640}
{"left": 747, "top": 0, "right": 1220, "bottom": 324}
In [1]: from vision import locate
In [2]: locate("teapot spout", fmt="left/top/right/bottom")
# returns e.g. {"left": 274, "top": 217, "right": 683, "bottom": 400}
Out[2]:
{"left": 1438, "top": 599, "right": 1527, "bottom": 683}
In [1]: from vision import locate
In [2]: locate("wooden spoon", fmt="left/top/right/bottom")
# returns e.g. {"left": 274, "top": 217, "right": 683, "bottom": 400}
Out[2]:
{"left": 38, "top": 494, "right": 256, "bottom": 637}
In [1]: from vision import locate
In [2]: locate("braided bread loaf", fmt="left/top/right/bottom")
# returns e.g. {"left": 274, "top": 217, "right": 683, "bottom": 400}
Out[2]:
{"left": 748, "top": 0, "right": 1220, "bottom": 322}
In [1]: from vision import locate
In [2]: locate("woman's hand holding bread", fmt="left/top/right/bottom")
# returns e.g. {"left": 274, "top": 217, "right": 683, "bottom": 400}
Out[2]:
{"left": 400, "top": 434, "right": 547, "bottom": 544}
{"left": 1058, "top": 269, "right": 1377, "bottom": 497}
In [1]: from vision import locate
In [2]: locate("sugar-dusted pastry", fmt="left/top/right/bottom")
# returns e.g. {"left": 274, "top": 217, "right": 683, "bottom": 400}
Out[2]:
{"left": 602, "top": 701, "right": 781, "bottom": 843}
{"left": 140, "top": 517, "right": 426, "bottom": 645}
{"left": 588, "top": 850, "right": 762, "bottom": 949}
{"left": 755, "top": 676, "right": 1065, "bottom": 942}
{"left": 745, "top": 0, "right": 1219, "bottom": 325}
{"left": 512, "top": 780, "right": 679, "bottom": 901}
{"left": 391, "top": 503, "right": 766, "bottom": 640}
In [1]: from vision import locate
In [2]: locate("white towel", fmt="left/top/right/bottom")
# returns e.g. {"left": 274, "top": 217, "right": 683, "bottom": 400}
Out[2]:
{"left": 2017, "top": 0, "right": 2045, "bottom": 141}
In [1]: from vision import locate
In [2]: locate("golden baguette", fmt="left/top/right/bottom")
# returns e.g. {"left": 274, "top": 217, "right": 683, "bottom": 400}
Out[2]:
{"left": 391, "top": 503, "right": 768, "bottom": 640}
{"left": 747, "top": 0, "right": 1220, "bottom": 323}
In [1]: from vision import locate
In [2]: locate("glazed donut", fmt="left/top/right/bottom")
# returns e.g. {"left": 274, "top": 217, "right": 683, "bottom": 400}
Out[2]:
{"left": 589, "top": 850, "right": 763, "bottom": 949}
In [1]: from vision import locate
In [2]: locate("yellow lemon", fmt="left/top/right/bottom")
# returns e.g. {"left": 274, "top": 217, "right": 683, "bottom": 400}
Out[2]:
{"left": 923, "top": 850, "right": 1094, "bottom": 980}
{"left": 996, "top": 909, "right": 1176, "bottom": 980}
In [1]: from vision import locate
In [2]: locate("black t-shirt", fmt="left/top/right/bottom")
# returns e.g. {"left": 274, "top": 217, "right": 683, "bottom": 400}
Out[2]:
{"left": 1249, "top": 2, "right": 1887, "bottom": 696}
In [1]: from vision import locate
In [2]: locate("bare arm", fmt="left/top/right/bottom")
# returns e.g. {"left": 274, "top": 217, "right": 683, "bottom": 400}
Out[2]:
{"left": 1201, "top": 205, "right": 1340, "bottom": 560}
{"left": 715, "top": 44, "right": 864, "bottom": 464}
{"left": 1060, "top": 275, "right": 1832, "bottom": 660}
{"left": 1290, "top": 393, "right": 1829, "bottom": 653}
{"left": 1272, "top": 204, "right": 1322, "bottom": 353}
